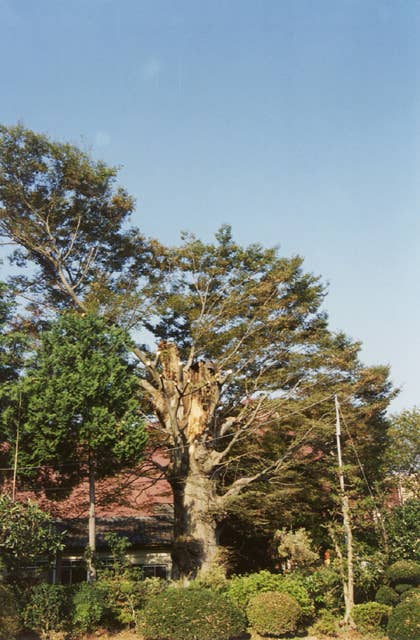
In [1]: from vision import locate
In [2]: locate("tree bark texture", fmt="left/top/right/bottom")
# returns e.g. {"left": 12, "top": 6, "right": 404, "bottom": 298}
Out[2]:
{"left": 87, "top": 460, "right": 97, "bottom": 581}
{"left": 170, "top": 455, "right": 220, "bottom": 577}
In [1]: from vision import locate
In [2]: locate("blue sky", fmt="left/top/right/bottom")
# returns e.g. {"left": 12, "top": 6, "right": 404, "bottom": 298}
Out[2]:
{"left": 1, "top": 0, "right": 419, "bottom": 411}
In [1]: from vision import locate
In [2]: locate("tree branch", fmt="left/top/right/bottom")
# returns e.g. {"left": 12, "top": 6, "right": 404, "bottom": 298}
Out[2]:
{"left": 219, "top": 424, "right": 316, "bottom": 504}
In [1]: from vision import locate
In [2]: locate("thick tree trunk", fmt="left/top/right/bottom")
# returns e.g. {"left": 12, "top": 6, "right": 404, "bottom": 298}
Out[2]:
{"left": 170, "top": 447, "right": 220, "bottom": 579}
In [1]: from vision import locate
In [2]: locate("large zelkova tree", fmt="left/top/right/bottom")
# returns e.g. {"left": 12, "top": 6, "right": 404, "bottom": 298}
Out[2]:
{"left": 1, "top": 313, "right": 147, "bottom": 580}
{"left": 0, "top": 125, "right": 396, "bottom": 577}
{"left": 133, "top": 232, "right": 394, "bottom": 576}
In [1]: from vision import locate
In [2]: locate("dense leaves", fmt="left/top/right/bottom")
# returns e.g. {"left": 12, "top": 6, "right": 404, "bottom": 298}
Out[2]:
{"left": 0, "top": 124, "right": 151, "bottom": 317}
{"left": 387, "top": 599, "right": 420, "bottom": 640}
{"left": 352, "top": 602, "right": 390, "bottom": 633}
{"left": 385, "top": 409, "right": 420, "bottom": 477}
{"left": 141, "top": 587, "right": 247, "bottom": 640}
{"left": 0, "top": 495, "right": 64, "bottom": 568}
{"left": 246, "top": 591, "right": 302, "bottom": 636}
{"left": 23, "top": 583, "right": 71, "bottom": 637}
{"left": 385, "top": 499, "right": 420, "bottom": 562}
{"left": 72, "top": 582, "right": 108, "bottom": 633}
{"left": 385, "top": 560, "right": 420, "bottom": 587}
{"left": 227, "top": 569, "right": 314, "bottom": 619}
{"left": 2, "top": 313, "right": 146, "bottom": 487}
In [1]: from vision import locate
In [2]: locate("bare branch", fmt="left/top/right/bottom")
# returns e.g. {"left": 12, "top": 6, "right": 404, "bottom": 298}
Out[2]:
{"left": 219, "top": 424, "right": 316, "bottom": 504}
{"left": 214, "top": 395, "right": 269, "bottom": 462}
{"left": 61, "top": 216, "right": 82, "bottom": 261}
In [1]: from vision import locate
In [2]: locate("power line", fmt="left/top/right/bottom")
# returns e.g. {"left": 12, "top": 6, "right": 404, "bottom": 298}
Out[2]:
{"left": 0, "top": 392, "right": 336, "bottom": 474}
{"left": 337, "top": 403, "right": 389, "bottom": 547}
{"left": 338, "top": 404, "right": 377, "bottom": 503}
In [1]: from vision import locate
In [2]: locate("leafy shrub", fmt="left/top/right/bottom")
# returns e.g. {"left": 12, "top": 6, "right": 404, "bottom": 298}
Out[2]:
{"left": 247, "top": 591, "right": 302, "bottom": 637}
{"left": 400, "top": 587, "right": 420, "bottom": 603}
{"left": 308, "top": 610, "right": 340, "bottom": 637}
{"left": 395, "top": 582, "right": 414, "bottom": 594}
{"left": 385, "top": 560, "right": 420, "bottom": 586}
{"left": 227, "top": 570, "right": 314, "bottom": 619}
{"left": 0, "top": 495, "right": 64, "bottom": 578}
{"left": 303, "top": 567, "right": 342, "bottom": 611}
{"left": 193, "top": 565, "right": 229, "bottom": 593}
{"left": 72, "top": 582, "right": 107, "bottom": 633}
{"left": 102, "top": 532, "right": 132, "bottom": 575}
{"left": 103, "top": 575, "right": 167, "bottom": 628}
{"left": 387, "top": 599, "right": 420, "bottom": 640}
{"left": 22, "top": 583, "right": 70, "bottom": 638}
{"left": 353, "top": 549, "right": 387, "bottom": 601}
{"left": 273, "top": 527, "right": 318, "bottom": 570}
{"left": 375, "top": 584, "right": 400, "bottom": 606}
{"left": 275, "top": 575, "right": 314, "bottom": 620}
{"left": 352, "top": 602, "right": 390, "bottom": 633}
{"left": 141, "top": 587, "right": 246, "bottom": 640}
{"left": 227, "top": 570, "right": 282, "bottom": 609}
{"left": 385, "top": 498, "right": 420, "bottom": 562}
{"left": 0, "top": 584, "right": 21, "bottom": 640}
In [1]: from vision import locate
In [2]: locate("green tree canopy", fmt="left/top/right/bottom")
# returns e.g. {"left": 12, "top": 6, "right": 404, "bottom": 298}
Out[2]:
{"left": 0, "top": 124, "right": 151, "bottom": 318}
{"left": 2, "top": 313, "right": 146, "bottom": 486}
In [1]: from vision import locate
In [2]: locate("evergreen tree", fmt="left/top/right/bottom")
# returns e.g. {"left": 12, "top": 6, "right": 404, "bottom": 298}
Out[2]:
{"left": 2, "top": 313, "right": 147, "bottom": 579}
{"left": 0, "top": 280, "right": 29, "bottom": 474}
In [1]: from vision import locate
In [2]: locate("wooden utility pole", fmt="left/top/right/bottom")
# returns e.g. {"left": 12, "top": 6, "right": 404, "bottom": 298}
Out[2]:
{"left": 334, "top": 395, "right": 355, "bottom": 627}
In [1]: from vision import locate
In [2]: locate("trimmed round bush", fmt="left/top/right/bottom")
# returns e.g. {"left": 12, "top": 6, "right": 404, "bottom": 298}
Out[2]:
{"left": 353, "top": 602, "right": 390, "bottom": 633}
{"left": 246, "top": 591, "right": 302, "bottom": 637}
{"left": 400, "top": 588, "right": 420, "bottom": 603}
{"left": 385, "top": 560, "right": 420, "bottom": 586}
{"left": 395, "top": 582, "right": 414, "bottom": 594}
{"left": 141, "top": 587, "right": 247, "bottom": 640}
{"left": 387, "top": 599, "right": 420, "bottom": 640}
{"left": 275, "top": 575, "right": 315, "bottom": 620}
{"left": 376, "top": 584, "right": 400, "bottom": 606}
{"left": 0, "top": 585, "right": 21, "bottom": 640}
{"left": 23, "top": 583, "right": 70, "bottom": 636}
{"left": 228, "top": 570, "right": 284, "bottom": 609}
{"left": 227, "top": 570, "right": 314, "bottom": 619}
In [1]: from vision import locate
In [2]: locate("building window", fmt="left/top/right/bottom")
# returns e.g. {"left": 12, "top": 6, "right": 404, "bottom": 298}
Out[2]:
{"left": 140, "top": 564, "right": 168, "bottom": 579}
{"left": 20, "top": 561, "right": 55, "bottom": 584}
{"left": 60, "top": 559, "right": 86, "bottom": 585}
